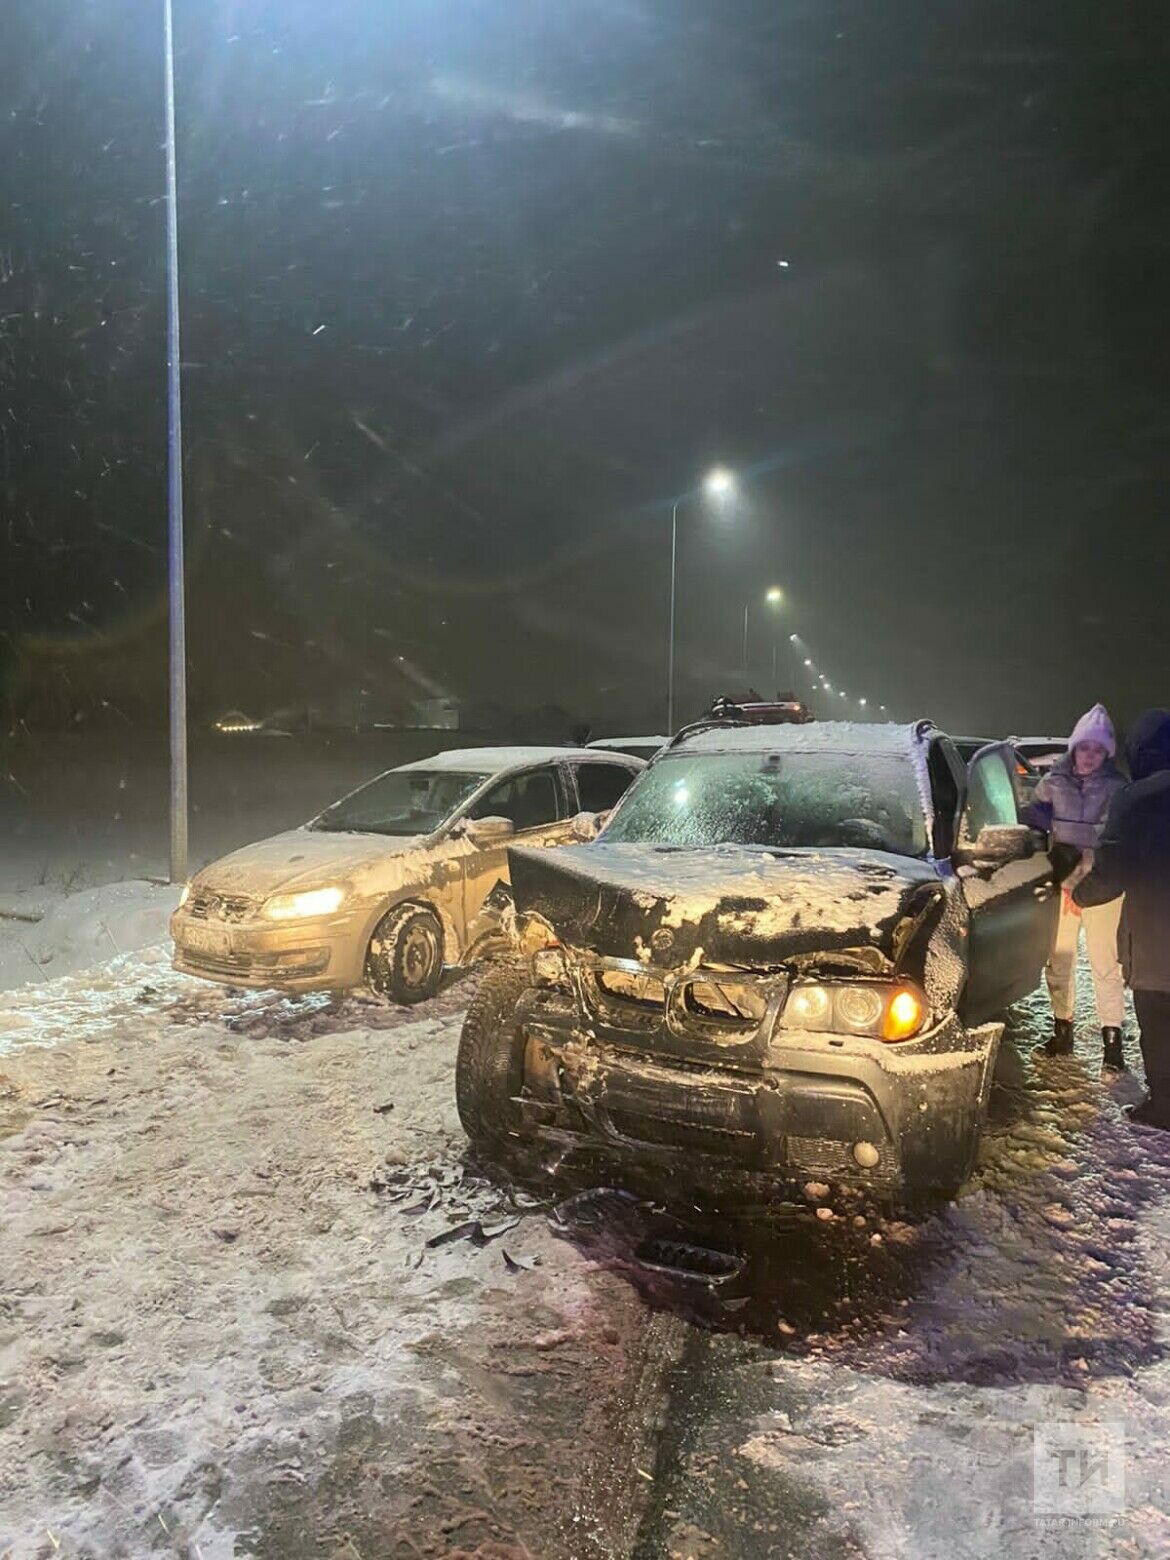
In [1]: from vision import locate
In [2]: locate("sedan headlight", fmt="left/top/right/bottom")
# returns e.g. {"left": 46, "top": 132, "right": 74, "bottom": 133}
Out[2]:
{"left": 781, "top": 980, "right": 927, "bottom": 1043}
{"left": 178, "top": 883, "right": 191, "bottom": 908}
{"left": 263, "top": 885, "right": 347, "bottom": 920}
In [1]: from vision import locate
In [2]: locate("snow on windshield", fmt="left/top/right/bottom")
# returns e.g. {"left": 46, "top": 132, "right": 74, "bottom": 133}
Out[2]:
{"left": 605, "top": 750, "right": 927, "bottom": 858}
{"left": 310, "top": 769, "right": 489, "bottom": 836}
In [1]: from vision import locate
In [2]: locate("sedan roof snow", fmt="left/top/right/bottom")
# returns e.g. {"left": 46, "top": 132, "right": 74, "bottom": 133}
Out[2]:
{"left": 395, "top": 746, "right": 628, "bottom": 774}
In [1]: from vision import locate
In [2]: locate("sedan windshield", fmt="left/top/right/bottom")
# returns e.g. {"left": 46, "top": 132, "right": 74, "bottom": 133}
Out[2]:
{"left": 604, "top": 751, "right": 927, "bottom": 857}
{"left": 310, "top": 769, "right": 490, "bottom": 836}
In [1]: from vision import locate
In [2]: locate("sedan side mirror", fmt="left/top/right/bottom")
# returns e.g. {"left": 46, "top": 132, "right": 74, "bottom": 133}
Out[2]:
{"left": 954, "top": 823, "right": 1037, "bottom": 870}
{"left": 570, "top": 811, "right": 602, "bottom": 842}
{"left": 461, "top": 815, "right": 515, "bottom": 845}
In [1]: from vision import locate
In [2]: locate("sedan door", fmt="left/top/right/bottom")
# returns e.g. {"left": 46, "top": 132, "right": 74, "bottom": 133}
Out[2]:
{"left": 960, "top": 745, "right": 1058, "bottom": 1023}
{"left": 566, "top": 758, "right": 644, "bottom": 823}
{"left": 458, "top": 764, "right": 577, "bottom": 948}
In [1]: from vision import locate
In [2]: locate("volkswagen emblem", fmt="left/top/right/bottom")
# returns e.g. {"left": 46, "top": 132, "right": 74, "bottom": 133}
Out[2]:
{"left": 650, "top": 927, "right": 675, "bottom": 961}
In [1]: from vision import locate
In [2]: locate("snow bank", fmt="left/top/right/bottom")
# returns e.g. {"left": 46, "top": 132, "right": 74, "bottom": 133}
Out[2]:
{"left": 0, "top": 880, "right": 181, "bottom": 998}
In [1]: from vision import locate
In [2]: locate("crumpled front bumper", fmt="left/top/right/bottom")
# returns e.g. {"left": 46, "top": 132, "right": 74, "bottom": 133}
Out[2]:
{"left": 513, "top": 988, "right": 1001, "bottom": 1196}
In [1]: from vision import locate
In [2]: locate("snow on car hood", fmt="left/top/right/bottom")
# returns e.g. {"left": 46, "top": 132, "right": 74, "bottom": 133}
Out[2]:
{"left": 192, "top": 828, "right": 433, "bottom": 899}
{"left": 508, "top": 840, "right": 943, "bottom": 968}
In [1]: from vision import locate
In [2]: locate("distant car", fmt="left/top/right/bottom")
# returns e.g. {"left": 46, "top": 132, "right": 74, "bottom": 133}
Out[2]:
{"left": 456, "top": 718, "right": 1057, "bottom": 1201}
{"left": 587, "top": 736, "right": 670, "bottom": 760}
{"left": 1013, "top": 739, "right": 1067, "bottom": 775}
{"left": 709, "top": 696, "right": 814, "bottom": 724}
{"left": 171, "top": 747, "right": 644, "bottom": 1004}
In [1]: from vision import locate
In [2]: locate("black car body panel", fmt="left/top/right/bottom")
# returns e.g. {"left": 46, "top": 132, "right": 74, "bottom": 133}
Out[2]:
{"left": 507, "top": 841, "right": 947, "bottom": 979}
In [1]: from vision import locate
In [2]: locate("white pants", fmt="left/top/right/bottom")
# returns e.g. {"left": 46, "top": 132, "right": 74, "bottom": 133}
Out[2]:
{"left": 1046, "top": 893, "right": 1125, "bottom": 1028}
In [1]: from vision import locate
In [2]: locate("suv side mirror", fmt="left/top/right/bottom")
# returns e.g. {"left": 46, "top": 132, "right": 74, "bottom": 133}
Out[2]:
{"left": 954, "top": 823, "right": 1036, "bottom": 870}
{"left": 461, "top": 815, "right": 515, "bottom": 845}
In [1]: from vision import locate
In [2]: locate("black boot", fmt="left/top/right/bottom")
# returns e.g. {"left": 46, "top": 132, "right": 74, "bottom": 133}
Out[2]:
{"left": 1101, "top": 1027, "right": 1127, "bottom": 1073}
{"left": 1125, "top": 1097, "right": 1170, "bottom": 1130}
{"left": 1035, "top": 1018, "right": 1075, "bottom": 1059}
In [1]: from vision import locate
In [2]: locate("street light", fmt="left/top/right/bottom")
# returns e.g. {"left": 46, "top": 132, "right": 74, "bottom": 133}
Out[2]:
{"left": 741, "top": 585, "right": 783, "bottom": 679}
{"left": 164, "top": 0, "right": 188, "bottom": 883}
{"left": 667, "top": 466, "right": 737, "bottom": 732}
{"left": 704, "top": 466, "right": 736, "bottom": 501}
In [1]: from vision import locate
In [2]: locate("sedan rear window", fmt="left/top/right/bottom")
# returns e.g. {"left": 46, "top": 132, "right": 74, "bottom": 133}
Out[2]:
{"left": 604, "top": 751, "right": 927, "bottom": 857}
{"left": 310, "top": 770, "right": 490, "bottom": 836}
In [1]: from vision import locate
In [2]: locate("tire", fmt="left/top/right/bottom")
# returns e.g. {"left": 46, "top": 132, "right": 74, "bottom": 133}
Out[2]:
{"left": 456, "top": 963, "right": 532, "bottom": 1150}
{"left": 365, "top": 903, "right": 445, "bottom": 1005}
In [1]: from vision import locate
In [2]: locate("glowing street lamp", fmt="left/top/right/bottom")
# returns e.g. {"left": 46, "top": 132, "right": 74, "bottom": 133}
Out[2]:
{"left": 742, "top": 585, "right": 784, "bottom": 678}
{"left": 703, "top": 466, "right": 736, "bottom": 502}
{"left": 667, "top": 466, "right": 737, "bottom": 732}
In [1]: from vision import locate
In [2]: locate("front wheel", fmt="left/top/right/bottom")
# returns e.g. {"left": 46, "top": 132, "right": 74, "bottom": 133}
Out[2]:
{"left": 365, "top": 903, "right": 445, "bottom": 1005}
{"left": 456, "top": 963, "right": 532, "bottom": 1151}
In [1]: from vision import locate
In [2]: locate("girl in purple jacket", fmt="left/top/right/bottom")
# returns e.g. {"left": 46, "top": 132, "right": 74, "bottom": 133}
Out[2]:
{"left": 1030, "top": 703, "right": 1128, "bottom": 1069}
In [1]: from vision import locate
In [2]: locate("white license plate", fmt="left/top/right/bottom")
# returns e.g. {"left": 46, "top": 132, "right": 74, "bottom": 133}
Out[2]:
{"left": 183, "top": 924, "right": 232, "bottom": 957}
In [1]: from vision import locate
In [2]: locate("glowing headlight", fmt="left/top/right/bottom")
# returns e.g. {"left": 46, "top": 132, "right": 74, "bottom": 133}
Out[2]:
{"left": 782, "top": 981, "right": 926, "bottom": 1043}
{"left": 263, "top": 885, "right": 347, "bottom": 920}
{"left": 786, "top": 984, "right": 832, "bottom": 1026}
{"left": 836, "top": 986, "right": 884, "bottom": 1032}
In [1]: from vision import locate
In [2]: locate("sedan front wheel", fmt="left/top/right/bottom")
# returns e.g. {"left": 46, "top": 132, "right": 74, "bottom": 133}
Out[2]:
{"left": 365, "top": 903, "right": 445, "bottom": 1005}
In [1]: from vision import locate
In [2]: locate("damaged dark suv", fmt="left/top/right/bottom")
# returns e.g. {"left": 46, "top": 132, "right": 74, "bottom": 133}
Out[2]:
{"left": 456, "top": 719, "right": 1058, "bottom": 1201}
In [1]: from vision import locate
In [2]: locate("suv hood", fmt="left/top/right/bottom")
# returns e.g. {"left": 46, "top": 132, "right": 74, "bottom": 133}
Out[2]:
{"left": 509, "top": 841, "right": 942, "bottom": 969}
{"left": 193, "top": 828, "right": 431, "bottom": 900}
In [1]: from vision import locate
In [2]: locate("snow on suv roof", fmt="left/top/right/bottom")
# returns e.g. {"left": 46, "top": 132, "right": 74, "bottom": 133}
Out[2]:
{"left": 396, "top": 746, "right": 620, "bottom": 773}
{"left": 671, "top": 720, "right": 923, "bottom": 757}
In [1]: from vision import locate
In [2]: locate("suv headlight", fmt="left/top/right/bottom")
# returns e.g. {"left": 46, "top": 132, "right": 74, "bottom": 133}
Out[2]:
{"left": 781, "top": 980, "right": 927, "bottom": 1043}
{"left": 263, "top": 885, "right": 347, "bottom": 920}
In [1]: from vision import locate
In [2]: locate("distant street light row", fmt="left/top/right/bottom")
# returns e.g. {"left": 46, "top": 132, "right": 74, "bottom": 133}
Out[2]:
{"left": 666, "top": 466, "right": 892, "bottom": 728}
{"left": 788, "top": 631, "right": 889, "bottom": 719}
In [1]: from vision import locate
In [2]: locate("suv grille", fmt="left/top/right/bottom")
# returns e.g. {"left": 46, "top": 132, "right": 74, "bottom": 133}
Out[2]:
{"left": 187, "top": 891, "right": 256, "bottom": 923}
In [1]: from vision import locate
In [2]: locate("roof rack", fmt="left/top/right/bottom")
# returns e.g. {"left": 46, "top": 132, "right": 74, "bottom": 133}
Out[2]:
{"left": 667, "top": 696, "right": 816, "bottom": 750}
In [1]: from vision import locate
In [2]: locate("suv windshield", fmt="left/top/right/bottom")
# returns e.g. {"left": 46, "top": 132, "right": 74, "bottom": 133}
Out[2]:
{"left": 604, "top": 751, "right": 927, "bottom": 857}
{"left": 310, "top": 770, "right": 490, "bottom": 836}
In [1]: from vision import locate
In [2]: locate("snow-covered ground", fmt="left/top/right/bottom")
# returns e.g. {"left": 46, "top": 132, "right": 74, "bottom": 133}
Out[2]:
{"left": 0, "top": 881, "right": 181, "bottom": 998}
{"left": 2, "top": 887, "right": 1169, "bottom": 1557}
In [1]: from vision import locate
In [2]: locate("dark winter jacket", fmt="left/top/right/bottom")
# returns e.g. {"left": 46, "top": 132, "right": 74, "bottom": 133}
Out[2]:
{"left": 1075, "top": 710, "right": 1170, "bottom": 993}
{"left": 1024, "top": 752, "right": 1127, "bottom": 852}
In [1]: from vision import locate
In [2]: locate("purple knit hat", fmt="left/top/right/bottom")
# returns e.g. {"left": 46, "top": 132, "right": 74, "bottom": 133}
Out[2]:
{"left": 1068, "top": 703, "right": 1117, "bottom": 758}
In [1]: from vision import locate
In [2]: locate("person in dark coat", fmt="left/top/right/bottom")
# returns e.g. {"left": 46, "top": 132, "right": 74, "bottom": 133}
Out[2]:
{"left": 1075, "top": 709, "right": 1170, "bottom": 1128}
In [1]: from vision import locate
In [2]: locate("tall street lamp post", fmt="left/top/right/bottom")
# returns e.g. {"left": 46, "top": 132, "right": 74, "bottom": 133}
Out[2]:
{"left": 739, "top": 585, "right": 783, "bottom": 683}
{"left": 666, "top": 466, "right": 735, "bottom": 733}
{"left": 164, "top": 0, "right": 188, "bottom": 884}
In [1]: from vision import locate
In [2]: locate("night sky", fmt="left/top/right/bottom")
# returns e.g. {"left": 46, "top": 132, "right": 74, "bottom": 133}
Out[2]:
{"left": 2, "top": 0, "right": 1168, "bottom": 738}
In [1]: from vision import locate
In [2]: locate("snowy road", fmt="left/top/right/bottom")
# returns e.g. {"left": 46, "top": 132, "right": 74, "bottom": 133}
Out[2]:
{"left": 2, "top": 937, "right": 1170, "bottom": 1557}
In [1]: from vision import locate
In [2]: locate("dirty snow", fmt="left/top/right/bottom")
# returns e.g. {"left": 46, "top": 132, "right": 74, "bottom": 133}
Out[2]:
{"left": 0, "top": 968, "right": 659, "bottom": 1558}
{"left": 2, "top": 923, "right": 1170, "bottom": 1556}
{"left": 0, "top": 881, "right": 181, "bottom": 998}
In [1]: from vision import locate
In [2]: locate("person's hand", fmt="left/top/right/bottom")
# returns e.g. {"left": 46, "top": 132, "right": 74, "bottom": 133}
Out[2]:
{"left": 1049, "top": 842, "right": 1083, "bottom": 884}
{"left": 1062, "top": 888, "right": 1082, "bottom": 917}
